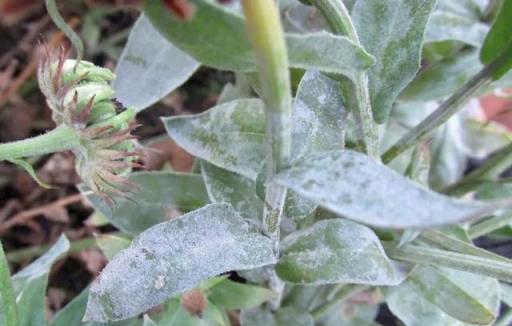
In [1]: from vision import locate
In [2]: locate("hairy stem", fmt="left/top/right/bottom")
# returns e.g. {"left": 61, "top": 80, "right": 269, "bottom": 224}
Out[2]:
{"left": 312, "top": 0, "right": 379, "bottom": 158}
{"left": 242, "top": 0, "right": 292, "bottom": 244}
{"left": 0, "top": 125, "right": 80, "bottom": 161}
{"left": 382, "top": 48, "right": 512, "bottom": 163}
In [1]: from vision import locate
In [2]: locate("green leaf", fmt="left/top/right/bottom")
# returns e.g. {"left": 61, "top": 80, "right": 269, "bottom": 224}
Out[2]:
{"left": 276, "top": 219, "right": 406, "bottom": 285}
{"left": 158, "top": 298, "right": 228, "bottom": 326}
{"left": 80, "top": 171, "right": 210, "bottom": 234}
{"left": 113, "top": 15, "right": 199, "bottom": 111}
{"left": 8, "top": 158, "right": 52, "bottom": 189}
{"left": 387, "top": 266, "right": 499, "bottom": 325}
{"left": 95, "top": 234, "right": 132, "bottom": 261}
{"left": 201, "top": 161, "right": 263, "bottom": 221}
{"left": 143, "top": 0, "right": 374, "bottom": 79}
{"left": 480, "top": 0, "right": 512, "bottom": 79}
{"left": 0, "top": 243, "right": 17, "bottom": 326}
{"left": 400, "top": 51, "right": 482, "bottom": 102}
{"left": 274, "top": 150, "right": 487, "bottom": 228}
{"left": 352, "top": 0, "right": 437, "bottom": 123}
{"left": 84, "top": 203, "right": 276, "bottom": 322}
{"left": 164, "top": 99, "right": 265, "bottom": 180}
{"left": 425, "top": 11, "right": 489, "bottom": 47}
{"left": 317, "top": 302, "right": 379, "bottom": 326}
{"left": 143, "top": 316, "right": 158, "bottom": 326}
{"left": 208, "top": 279, "right": 276, "bottom": 310}
{"left": 241, "top": 306, "right": 314, "bottom": 326}
{"left": 12, "top": 235, "right": 69, "bottom": 326}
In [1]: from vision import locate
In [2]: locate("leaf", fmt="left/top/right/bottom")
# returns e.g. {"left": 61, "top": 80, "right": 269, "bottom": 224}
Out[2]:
{"left": 400, "top": 51, "right": 482, "bottom": 102}
{"left": 0, "top": 243, "right": 17, "bottom": 326}
{"left": 143, "top": 316, "right": 158, "bottom": 326}
{"left": 274, "top": 150, "right": 486, "bottom": 228}
{"left": 208, "top": 279, "right": 277, "bottom": 310}
{"left": 80, "top": 171, "right": 210, "bottom": 235}
{"left": 113, "top": 15, "right": 199, "bottom": 111}
{"left": 158, "top": 298, "right": 228, "bottom": 326}
{"left": 387, "top": 266, "right": 499, "bottom": 325}
{"left": 480, "top": 0, "right": 512, "bottom": 80}
{"left": 352, "top": 0, "right": 437, "bottom": 123}
{"left": 8, "top": 158, "right": 52, "bottom": 189}
{"left": 425, "top": 11, "right": 489, "bottom": 47}
{"left": 84, "top": 203, "right": 276, "bottom": 322}
{"left": 276, "top": 219, "right": 406, "bottom": 285}
{"left": 95, "top": 234, "right": 132, "bottom": 261}
{"left": 50, "top": 288, "right": 141, "bottom": 326}
{"left": 317, "top": 302, "right": 379, "bottom": 326}
{"left": 12, "top": 235, "right": 69, "bottom": 326}
{"left": 241, "top": 306, "right": 314, "bottom": 326}
{"left": 143, "top": 0, "right": 374, "bottom": 79}
{"left": 201, "top": 161, "right": 262, "bottom": 221}
{"left": 164, "top": 99, "right": 265, "bottom": 180}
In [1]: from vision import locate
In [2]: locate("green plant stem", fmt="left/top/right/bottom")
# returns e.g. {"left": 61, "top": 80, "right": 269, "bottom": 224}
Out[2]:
{"left": 385, "top": 243, "right": 512, "bottom": 282}
{"left": 5, "top": 232, "right": 123, "bottom": 263}
{"left": 0, "top": 243, "right": 18, "bottom": 326}
{"left": 241, "top": 0, "right": 292, "bottom": 244}
{"left": 310, "top": 284, "right": 368, "bottom": 319}
{"left": 311, "top": 0, "right": 379, "bottom": 159}
{"left": 442, "top": 143, "right": 512, "bottom": 195}
{"left": 382, "top": 42, "right": 512, "bottom": 164}
{"left": 468, "top": 212, "right": 512, "bottom": 239}
{"left": 0, "top": 125, "right": 80, "bottom": 161}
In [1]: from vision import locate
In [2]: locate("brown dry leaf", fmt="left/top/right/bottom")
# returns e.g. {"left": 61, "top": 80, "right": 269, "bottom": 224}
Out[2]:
{"left": 46, "top": 287, "right": 67, "bottom": 317}
{"left": 77, "top": 249, "right": 106, "bottom": 274}
{"left": 144, "top": 140, "right": 195, "bottom": 172}
{"left": 41, "top": 205, "right": 69, "bottom": 223}
{"left": 0, "top": 0, "right": 41, "bottom": 25}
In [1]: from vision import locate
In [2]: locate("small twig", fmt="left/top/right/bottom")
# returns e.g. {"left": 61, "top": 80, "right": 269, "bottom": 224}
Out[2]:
{"left": 0, "top": 193, "right": 83, "bottom": 234}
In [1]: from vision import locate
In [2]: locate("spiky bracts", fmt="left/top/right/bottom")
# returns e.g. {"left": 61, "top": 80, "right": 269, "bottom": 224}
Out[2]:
{"left": 38, "top": 46, "right": 141, "bottom": 201}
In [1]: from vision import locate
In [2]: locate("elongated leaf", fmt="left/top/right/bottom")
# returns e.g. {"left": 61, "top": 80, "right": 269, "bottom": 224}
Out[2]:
{"left": 275, "top": 150, "right": 486, "bottom": 228}
{"left": 425, "top": 11, "right": 489, "bottom": 47}
{"left": 144, "top": 0, "right": 374, "bottom": 79}
{"left": 0, "top": 243, "right": 16, "bottom": 326}
{"left": 276, "top": 219, "right": 406, "bottom": 285}
{"left": 113, "top": 15, "right": 199, "bottom": 111}
{"left": 81, "top": 172, "right": 209, "bottom": 234}
{"left": 208, "top": 279, "right": 277, "bottom": 310}
{"left": 158, "top": 298, "right": 228, "bottom": 326}
{"left": 352, "top": 0, "right": 437, "bottom": 123}
{"left": 96, "top": 234, "right": 132, "bottom": 261}
{"left": 400, "top": 51, "right": 482, "bottom": 101}
{"left": 12, "top": 235, "right": 69, "bottom": 326}
{"left": 480, "top": 0, "right": 512, "bottom": 79}
{"left": 241, "top": 306, "right": 314, "bottom": 326}
{"left": 387, "top": 266, "right": 499, "bottom": 325}
{"left": 84, "top": 203, "right": 276, "bottom": 322}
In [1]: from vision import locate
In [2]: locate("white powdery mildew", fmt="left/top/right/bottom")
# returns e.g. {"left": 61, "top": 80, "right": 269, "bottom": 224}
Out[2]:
{"left": 84, "top": 203, "right": 276, "bottom": 322}
{"left": 275, "top": 150, "right": 485, "bottom": 228}
{"left": 277, "top": 219, "right": 405, "bottom": 285}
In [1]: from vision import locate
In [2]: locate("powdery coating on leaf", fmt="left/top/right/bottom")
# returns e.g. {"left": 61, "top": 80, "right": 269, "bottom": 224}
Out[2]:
{"left": 164, "top": 99, "right": 266, "bottom": 180}
{"left": 352, "top": 0, "right": 437, "bottom": 123}
{"left": 84, "top": 203, "right": 276, "bottom": 322}
{"left": 113, "top": 15, "right": 199, "bottom": 111}
{"left": 275, "top": 150, "right": 485, "bottom": 228}
{"left": 81, "top": 171, "right": 209, "bottom": 235}
{"left": 276, "top": 219, "right": 405, "bottom": 285}
{"left": 425, "top": 11, "right": 489, "bottom": 47}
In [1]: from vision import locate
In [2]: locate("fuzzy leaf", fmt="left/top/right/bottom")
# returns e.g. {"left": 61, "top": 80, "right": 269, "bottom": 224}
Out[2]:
{"left": 113, "top": 15, "right": 199, "bottom": 111}
{"left": 95, "top": 234, "right": 132, "bottom": 261}
{"left": 0, "top": 243, "right": 16, "bottom": 326}
{"left": 275, "top": 150, "right": 486, "bottom": 228}
{"left": 84, "top": 203, "right": 276, "bottom": 322}
{"left": 276, "top": 219, "right": 406, "bottom": 285}
{"left": 480, "top": 0, "right": 512, "bottom": 80}
{"left": 208, "top": 279, "right": 277, "bottom": 310}
{"left": 352, "top": 0, "right": 437, "bottom": 123}
{"left": 387, "top": 266, "right": 499, "bottom": 325}
{"left": 425, "top": 11, "right": 489, "bottom": 47}
{"left": 144, "top": 0, "right": 374, "bottom": 79}
{"left": 80, "top": 172, "right": 210, "bottom": 235}
{"left": 12, "top": 235, "right": 69, "bottom": 326}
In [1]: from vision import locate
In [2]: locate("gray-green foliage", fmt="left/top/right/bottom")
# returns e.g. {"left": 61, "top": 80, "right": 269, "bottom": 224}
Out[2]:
{"left": 8, "top": 0, "right": 512, "bottom": 325}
